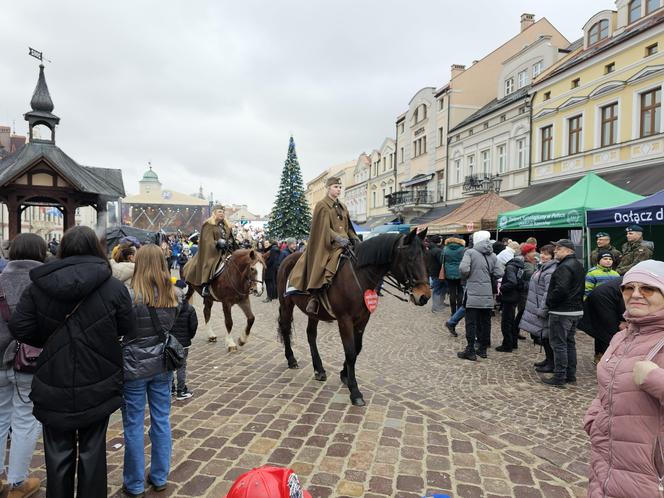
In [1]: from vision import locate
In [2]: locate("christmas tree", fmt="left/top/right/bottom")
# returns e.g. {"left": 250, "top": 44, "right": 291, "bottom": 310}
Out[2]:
{"left": 267, "top": 136, "right": 312, "bottom": 239}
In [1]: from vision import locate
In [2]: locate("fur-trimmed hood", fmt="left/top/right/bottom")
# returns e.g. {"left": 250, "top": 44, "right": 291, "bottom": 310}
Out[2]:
{"left": 445, "top": 237, "right": 465, "bottom": 247}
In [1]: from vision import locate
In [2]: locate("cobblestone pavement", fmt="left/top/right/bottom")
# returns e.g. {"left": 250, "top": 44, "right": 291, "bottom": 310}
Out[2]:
{"left": 25, "top": 293, "right": 597, "bottom": 497}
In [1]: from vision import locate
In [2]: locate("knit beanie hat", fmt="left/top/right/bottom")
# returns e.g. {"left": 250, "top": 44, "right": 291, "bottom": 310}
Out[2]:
{"left": 597, "top": 250, "right": 614, "bottom": 261}
{"left": 623, "top": 260, "right": 664, "bottom": 295}
{"left": 472, "top": 230, "right": 491, "bottom": 245}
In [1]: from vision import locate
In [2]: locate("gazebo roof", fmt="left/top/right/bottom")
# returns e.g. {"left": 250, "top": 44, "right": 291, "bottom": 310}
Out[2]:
{"left": 0, "top": 141, "right": 125, "bottom": 198}
{"left": 429, "top": 192, "right": 520, "bottom": 234}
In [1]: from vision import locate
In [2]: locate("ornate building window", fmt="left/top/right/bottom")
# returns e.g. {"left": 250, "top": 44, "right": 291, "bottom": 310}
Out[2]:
{"left": 505, "top": 78, "right": 514, "bottom": 95}
{"left": 640, "top": 87, "right": 661, "bottom": 137}
{"left": 540, "top": 126, "right": 553, "bottom": 161}
{"left": 497, "top": 145, "right": 506, "bottom": 173}
{"left": 517, "top": 70, "right": 528, "bottom": 89}
{"left": 588, "top": 20, "right": 609, "bottom": 45}
{"left": 568, "top": 115, "right": 582, "bottom": 155}
{"left": 517, "top": 138, "right": 526, "bottom": 168}
{"left": 629, "top": 0, "right": 642, "bottom": 23}
{"left": 532, "top": 60, "right": 543, "bottom": 78}
{"left": 647, "top": 0, "right": 660, "bottom": 14}
{"left": 601, "top": 103, "right": 618, "bottom": 146}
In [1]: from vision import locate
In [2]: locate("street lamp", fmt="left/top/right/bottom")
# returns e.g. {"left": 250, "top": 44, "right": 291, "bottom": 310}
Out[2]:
{"left": 493, "top": 175, "right": 503, "bottom": 193}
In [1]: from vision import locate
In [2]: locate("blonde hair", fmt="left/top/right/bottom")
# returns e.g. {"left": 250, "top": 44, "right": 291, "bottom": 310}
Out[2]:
{"left": 508, "top": 241, "right": 520, "bottom": 252}
{"left": 205, "top": 209, "right": 232, "bottom": 232}
{"left": 131, "top": 244, "right": 177, "bottom": 307}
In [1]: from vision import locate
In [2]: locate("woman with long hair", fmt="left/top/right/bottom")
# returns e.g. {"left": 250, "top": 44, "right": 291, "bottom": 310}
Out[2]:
{"left": 9, "top": 226, "right": 134, "bottom": 498}
{"left": 111, "top": 243, "right": 136, "bottom": 287}
{"left": 0, "top": 234, "right": 47, "bottom": 497}
{"left": 121, "top": 244, "right": 178, "bottom": 497}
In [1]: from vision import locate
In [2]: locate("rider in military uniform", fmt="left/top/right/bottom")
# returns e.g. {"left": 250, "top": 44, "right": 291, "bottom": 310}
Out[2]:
{"left": 184, "top": 205, "right": 236, "bottom": 296}
{"left": 289, "top": 176, "right": 360, "bottom": 314}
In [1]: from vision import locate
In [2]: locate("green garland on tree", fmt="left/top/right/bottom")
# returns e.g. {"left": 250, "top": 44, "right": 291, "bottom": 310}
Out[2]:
{"left": 267, "top": 136, "right": 312, "bottom": 239}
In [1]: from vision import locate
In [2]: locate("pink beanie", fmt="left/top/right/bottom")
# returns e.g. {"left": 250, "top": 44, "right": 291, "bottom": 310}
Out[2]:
{"left": 623, "top": 260, "right": 664, "bottom": 295}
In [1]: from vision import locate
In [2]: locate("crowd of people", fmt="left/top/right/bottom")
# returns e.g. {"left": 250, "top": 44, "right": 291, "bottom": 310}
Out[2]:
{"left": 424, "top": 224, "right": 656, "bottom": 388}
{"left": 0, "top": 192, "right": 661, "bottom": 497}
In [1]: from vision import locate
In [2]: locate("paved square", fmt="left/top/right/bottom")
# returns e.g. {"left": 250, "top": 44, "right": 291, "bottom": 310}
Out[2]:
{"left": 26, "top": 294, "right": 594, "bottom": 497}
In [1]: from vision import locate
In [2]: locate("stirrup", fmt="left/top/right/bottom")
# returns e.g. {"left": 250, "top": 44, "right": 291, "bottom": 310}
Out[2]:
{"left": 306, "top": 297, "right": 319, "bottom": 314}
{"left": 201, "top": 285, "right": 210, "bottom": 297}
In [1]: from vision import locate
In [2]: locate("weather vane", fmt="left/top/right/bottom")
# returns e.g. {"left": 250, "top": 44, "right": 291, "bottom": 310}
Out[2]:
{"left": 28, "top": 47, "right": 51, "bottom": 64}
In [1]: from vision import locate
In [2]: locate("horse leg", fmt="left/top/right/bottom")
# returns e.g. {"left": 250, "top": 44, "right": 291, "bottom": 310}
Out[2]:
{"left": 185, "top": 284, "right": 195, "bottom": 305}
{"left": 203, "top": 298, "right": 217, "bottom": 342}
{"left": 222, "top": 302, "right": 237, "bottom": 352}
{"left": 236, "top": 298, "right": 255, "bottom": 347}
{"left": 278, "top": 298, "right": 298, "bottom": 369}
{"left": 338, "top": 317, "right": 365, "bottom": 406}
{"left": 306, "top": 317, "right": 326, "bottom": 381}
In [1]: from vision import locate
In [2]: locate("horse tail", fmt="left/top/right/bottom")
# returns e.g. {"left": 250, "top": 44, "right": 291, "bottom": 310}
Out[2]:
{"left": 276, "top": 303, "right": 293, "bottom": 345}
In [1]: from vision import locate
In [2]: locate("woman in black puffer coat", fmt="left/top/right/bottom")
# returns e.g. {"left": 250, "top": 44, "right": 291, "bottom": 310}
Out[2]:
{"left": 9, "top": 226, "right": 135, "bottom": 498}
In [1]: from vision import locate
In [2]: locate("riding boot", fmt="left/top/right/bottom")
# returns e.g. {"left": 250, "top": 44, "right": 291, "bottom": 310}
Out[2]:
{"left": 306, "top": 293, "right": 320, "bottom": 314}
{"left": 201, "top": 284, "right": 210, "bottom": 297}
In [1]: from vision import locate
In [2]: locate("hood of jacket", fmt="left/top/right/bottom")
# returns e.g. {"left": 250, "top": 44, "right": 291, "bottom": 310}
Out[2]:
{"left": 508, "top": 255, "right": 525, "bottom": 268}
{"left": 473, "top": 239, "right": 494, "bottom": 255}
{"left": 540, "top": 259, "right": 558, "bottom": 272}
{"left": 445, "top": 237, "right": 466, "bottom": 247}
{"left": 30, "top": 255, "right": 111, "bottom": 300}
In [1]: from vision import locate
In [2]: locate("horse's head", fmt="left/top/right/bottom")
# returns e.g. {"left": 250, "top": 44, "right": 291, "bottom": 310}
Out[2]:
{"left": 391, "top": 228, "right": 432, "bottom": 306}
{"left": 247, "top": 250, "right": 264, "bottom": 297}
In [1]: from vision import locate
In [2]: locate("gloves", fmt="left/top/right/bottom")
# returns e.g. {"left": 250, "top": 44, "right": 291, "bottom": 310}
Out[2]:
{"left": 333, "top": 235, "right": 350, "bottom": 248}
{"left": 634, "top": 360, "right": 658, "bottom": 386}
{"left": 216, "top": 238, "right": 227, "bottom": 250}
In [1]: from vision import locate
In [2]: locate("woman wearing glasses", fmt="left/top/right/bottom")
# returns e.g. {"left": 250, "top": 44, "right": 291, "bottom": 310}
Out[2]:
{"left": 585, "top": 260, "right": 664, "bottom": 497}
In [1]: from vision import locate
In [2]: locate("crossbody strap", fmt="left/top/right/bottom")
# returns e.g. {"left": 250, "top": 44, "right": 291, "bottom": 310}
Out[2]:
{"left": 148, "top": 306, "right": 180, "bottom": 341}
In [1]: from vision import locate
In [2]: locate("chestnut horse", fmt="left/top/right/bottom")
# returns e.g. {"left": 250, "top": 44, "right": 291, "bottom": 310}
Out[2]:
{"left": 185, "top": 249, "right": 264, "bottom": 351}
{"left": 276, "top": 228, "right": 431, "bottom": 406}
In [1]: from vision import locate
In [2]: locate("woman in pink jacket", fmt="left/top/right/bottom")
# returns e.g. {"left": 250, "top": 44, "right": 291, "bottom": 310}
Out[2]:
{"left": 585, "top": 259, "right": 664, "bottom": 497}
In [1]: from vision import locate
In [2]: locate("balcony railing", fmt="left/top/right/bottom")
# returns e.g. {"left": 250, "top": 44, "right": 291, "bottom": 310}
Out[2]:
{"left": 386, "top": 190, "right": 434, "bottom": 208}
{"left": 462, "top": 174, "right": 503, "bottom": 194}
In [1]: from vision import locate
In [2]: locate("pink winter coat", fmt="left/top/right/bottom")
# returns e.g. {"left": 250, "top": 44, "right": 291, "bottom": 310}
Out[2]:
{"left": 584, "top": 308, "right": 664, "bottom": 497}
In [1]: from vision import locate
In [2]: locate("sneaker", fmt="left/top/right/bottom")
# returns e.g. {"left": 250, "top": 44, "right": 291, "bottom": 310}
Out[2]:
{"left": 445, "top": 322, "right": 458, "bottom": 337}
{"left": 8, "top": 478, "right": 41, "bottom": 498}
{"left": 121, "top": 485, "right": 145, "bottom": 498}
{"left": 147, "top": 474, "right": 167, "bottom": 492}
{"left": 176, "top": 388, "right": 193, "bottom": 400}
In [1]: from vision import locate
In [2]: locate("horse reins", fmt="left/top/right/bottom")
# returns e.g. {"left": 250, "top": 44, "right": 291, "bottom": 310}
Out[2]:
{"left": 221, "top": 255, "right": 264, "bottom": 297}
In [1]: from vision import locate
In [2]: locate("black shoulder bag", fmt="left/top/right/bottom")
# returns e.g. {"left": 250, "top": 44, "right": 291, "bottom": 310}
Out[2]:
{"left": 148, "top": 307, "right": 185, "bottom": 371}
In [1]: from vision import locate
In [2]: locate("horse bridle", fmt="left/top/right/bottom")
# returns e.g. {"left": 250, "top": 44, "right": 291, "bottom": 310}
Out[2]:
{"left": 223, "top": 255, "right": 265, "bottom": 297}
{"left": 345, "top": 237, "right": 427, "bottom": 302}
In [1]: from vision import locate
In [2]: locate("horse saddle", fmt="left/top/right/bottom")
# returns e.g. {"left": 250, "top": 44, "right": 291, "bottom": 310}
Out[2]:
{"left": 212, "top": 255, "right": 231, "bottom": 280}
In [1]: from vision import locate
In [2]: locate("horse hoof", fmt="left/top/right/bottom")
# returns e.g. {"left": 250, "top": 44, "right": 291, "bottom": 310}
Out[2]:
{"left": 228, "top": 346, "right": 238, "bottom": 353}
{"left": 351, "top": 396, "right": 366, "bottom": 407}
{"left": 314, "top": 371, "right": 327, "bottom": 381}
{"left": 208, "top": 337, "right": 217, "bottom": 343}
{"left": 238, "top": 340, "right": 246, "bottom": 347}
{"left": 288, "top": 361, "right": 299, "bottom": 369}
{"left": 340, "top": 373, "right": 348, "bottom": 386}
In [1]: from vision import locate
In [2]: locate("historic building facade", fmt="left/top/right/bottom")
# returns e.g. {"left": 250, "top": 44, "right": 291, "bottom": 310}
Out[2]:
{"left": 387, "top": 14, "right": 569, "bottom": 220}
{"left": 530, "top": 1, "right": 664, "bottom": 188}
{"left": 345, "top": 153, "right": 370, "bottom": 224}
{"left": 446, "top": 35, "right": 572, "bottom": 202}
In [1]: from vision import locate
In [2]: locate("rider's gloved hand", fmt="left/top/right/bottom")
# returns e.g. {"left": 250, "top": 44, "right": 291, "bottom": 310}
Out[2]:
{"left": 216, "top": 238, "right": 227, "bottom": 250}
{"left": 335, "top": 237, "right": 350, "bottom": 248}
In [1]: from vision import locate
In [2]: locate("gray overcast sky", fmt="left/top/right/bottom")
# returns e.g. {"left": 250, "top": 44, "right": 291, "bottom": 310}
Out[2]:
{"left": 1, "top": 1, "right": 605, "bottom": 215}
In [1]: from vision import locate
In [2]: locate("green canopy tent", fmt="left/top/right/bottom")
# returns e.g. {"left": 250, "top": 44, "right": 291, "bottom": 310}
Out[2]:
{"left": 496, "top": 173, "right": 643, "bottom": 266}
{"left": 497, "top": 173, "right": 643, "bottom": 231}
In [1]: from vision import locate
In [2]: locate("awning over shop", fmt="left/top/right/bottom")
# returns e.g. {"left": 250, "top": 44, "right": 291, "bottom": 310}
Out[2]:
{"left": 508, "top": 164, "right": 664, "bottom": 208}
{"left": 498, "top": 173, "right": 643, "bottom": 231}
{"left": 429, "top": 192, "right": 519, "bottom": 234}
{"left": 409, "top": 204, "right": 458, "bottom": 225}
{"left": 357, "top": 214, "right": 400, "bottom": 231}
{"left": 587, "top": 189, "right": 664, "bottom": 227}
{"left": 400, "top": 173, "right": 434, "bottom": 188}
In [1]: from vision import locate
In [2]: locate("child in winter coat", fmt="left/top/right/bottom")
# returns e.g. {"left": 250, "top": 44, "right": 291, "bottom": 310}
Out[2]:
{"left": 171, "top": 280, "right": 198, "bottom": 400}
{"left": 584, "top": 250, "right": 620, "bottom": 299}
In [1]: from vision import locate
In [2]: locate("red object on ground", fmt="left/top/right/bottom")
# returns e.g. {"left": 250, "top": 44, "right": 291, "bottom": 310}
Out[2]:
{"left": 225, "top": 466, "right": 312, "bottom": 498}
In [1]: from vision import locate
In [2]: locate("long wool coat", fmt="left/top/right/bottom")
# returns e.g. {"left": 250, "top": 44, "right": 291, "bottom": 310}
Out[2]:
{"left": 289, "top": 195, "right": 358, "bottom": 291}
{"left": 184, "top": 219, "right": 233, "bottom": 286}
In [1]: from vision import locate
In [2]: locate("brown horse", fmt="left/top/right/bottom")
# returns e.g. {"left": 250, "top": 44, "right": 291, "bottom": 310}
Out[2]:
{"left": 276, "top": 228, "right": 431, "bottom": 406}
{"left": 185, "top": 249, "right": 264, "bottom": 351}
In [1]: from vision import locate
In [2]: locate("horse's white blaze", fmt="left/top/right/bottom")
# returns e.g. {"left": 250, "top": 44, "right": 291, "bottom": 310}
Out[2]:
{"left": 204, "top": 319, "right": 216, "bottom": 339}
{"left": 254, "top": 261, "right": 264, "bottom": 295}
{"left": 225, "top": 333, "right": 237, "bottom": 349}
